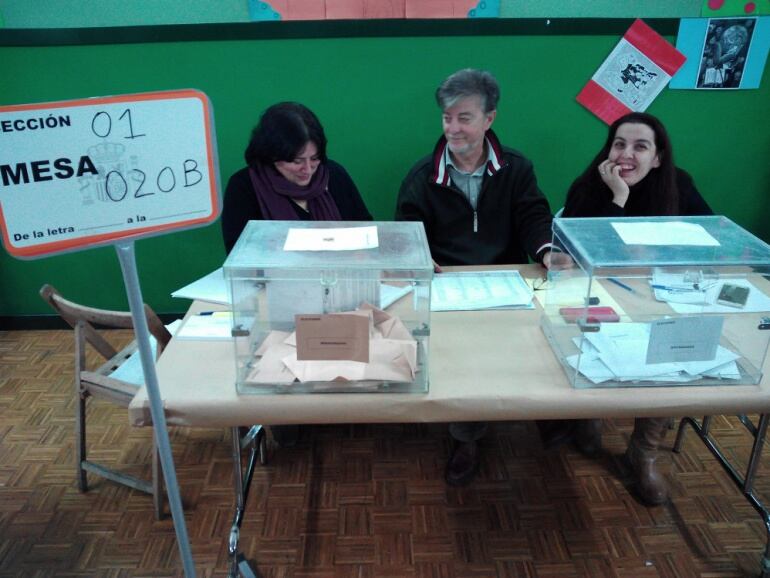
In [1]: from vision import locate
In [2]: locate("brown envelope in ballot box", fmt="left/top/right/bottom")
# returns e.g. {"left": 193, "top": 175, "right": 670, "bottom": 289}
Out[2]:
{"left": 295, "top": 312, "right": 370, "bottom": 363}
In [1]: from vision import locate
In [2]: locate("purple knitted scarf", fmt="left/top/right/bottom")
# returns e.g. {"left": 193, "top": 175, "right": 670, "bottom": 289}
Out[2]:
{"left": 248, "top": 162, "right": 341, "bottom": 221}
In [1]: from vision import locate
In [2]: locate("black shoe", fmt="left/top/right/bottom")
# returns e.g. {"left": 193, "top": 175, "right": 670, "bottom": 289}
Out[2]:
{"left": 574, "top": 419, "right": 603, "bottom": 457}
{"left": 445, "top": 441, "right": 480, "bottom": 486}
{"left": 537, "top": 419, "right": 576, "bottom": 450}
{"left": 270, "top": 424, "right": 300, "bottom": 448}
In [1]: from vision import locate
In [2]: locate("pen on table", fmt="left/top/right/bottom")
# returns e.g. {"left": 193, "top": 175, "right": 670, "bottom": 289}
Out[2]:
{"left": 607, "top": 277, "right": 635, "bottom": 293}
{"left": 650, "top": 284, "right": 697, "bottom": 293}
{"left": 198, "top": 311, "right": 230, "bottom": 316}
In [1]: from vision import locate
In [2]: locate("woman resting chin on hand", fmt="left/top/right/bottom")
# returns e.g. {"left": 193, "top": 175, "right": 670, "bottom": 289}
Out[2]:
{"left": 545, "top": 112, "right": 713, "bottom": 507}
{"left": 564, "top": 112, "right": 711, "bottom": 219}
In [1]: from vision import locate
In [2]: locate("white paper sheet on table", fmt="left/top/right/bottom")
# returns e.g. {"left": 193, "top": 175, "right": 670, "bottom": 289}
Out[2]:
{"left": 611, "top": 221, "right": 720, "bottom": 246}
{"left": 430, "top": 270, "right": 533, "bottom": 311}
{"left": 176, "top": 312, "right": 233, "bottom": 340}
{"left": 171, "top": 267, "right": 230, "bottom": 305}
{"left": 529, "top": 274, "right": 630, "bottom": 321}
{"left": 284, "top": 226, "right": 378, "bottom": 251}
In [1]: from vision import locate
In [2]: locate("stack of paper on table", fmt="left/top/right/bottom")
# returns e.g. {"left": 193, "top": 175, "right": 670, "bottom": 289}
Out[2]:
{"left": 567, "top": 321, "right": 741, "bottom": 385}
{"left": 430, "top": 270, "right": 532, "bottom": 311}
{"left": 651, "top": 272, "right": 770, "bottom": 314}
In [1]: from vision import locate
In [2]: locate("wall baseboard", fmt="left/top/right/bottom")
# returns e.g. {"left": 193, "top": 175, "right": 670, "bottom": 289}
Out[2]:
{"left": 0, "top": 18, "right": 680, "bottom": 47}
{"left": 0, "top": 313, "right": 184, "bottom": 331}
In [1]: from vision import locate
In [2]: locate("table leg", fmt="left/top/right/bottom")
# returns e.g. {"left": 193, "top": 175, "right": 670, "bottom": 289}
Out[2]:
{"left": 675, "top": 414, "right": 770, "bottom": 578}
{"left": 227, "top": 426, "right": 265, "bottom": 578}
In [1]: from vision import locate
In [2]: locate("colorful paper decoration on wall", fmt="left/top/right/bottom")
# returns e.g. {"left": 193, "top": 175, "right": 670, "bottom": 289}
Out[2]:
{"left": 670, "top": 17, "right": 770, "bottom": 89}
{"left": 247, "top": 0, "right": 498, "bottom": 21}
{"left": 576, "top": 19, "right": 686, "bottom": 124}
{"left": 702, "top": 0, "right": 770, "bottom": 17}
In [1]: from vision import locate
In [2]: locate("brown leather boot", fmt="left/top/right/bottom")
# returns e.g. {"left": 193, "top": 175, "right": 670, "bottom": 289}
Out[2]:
{"left": 625, "top": 417, "right": 670, "bottom": 505}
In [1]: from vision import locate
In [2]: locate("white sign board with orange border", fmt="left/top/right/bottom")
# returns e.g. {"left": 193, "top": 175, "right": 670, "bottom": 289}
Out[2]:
{"left": 0, "top": 89, "right": 219, "bottom": 259}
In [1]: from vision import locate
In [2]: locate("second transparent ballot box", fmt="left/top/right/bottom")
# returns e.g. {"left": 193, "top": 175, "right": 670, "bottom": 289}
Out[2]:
{"left": 224, "top": 221, "right": 433, "bottom": 394}
{"left": 540, "top": 216, "right": 770, "bottom": 389}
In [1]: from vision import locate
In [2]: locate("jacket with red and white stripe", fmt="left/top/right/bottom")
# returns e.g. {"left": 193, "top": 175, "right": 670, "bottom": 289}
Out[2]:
{"left": 395, "top": 129, "right": 553, "bottom": 267}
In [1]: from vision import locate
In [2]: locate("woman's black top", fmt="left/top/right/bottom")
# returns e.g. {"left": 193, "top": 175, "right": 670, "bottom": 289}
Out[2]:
{"left": 563, "top": 168, "right": 712, "bottom": 218}
{"left": 221, "top": 160, "right": 372, "bottom": 253}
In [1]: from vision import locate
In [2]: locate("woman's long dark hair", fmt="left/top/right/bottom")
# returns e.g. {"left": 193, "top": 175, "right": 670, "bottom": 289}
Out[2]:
{"left": 244, "top": 102, "right": 328, "bottom": 167}
{"left": 572, "top": 112, "right": 679, "bottom": 215}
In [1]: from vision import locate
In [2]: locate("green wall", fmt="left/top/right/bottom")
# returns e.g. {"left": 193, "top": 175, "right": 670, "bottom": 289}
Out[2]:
{"left": 1, "top": 33, "right": 769, "bottom": 317}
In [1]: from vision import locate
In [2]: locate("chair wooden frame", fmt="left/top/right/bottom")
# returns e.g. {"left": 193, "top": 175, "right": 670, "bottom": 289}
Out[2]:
{"left": 40, "top": 284, "right": 172, "bottom": 520}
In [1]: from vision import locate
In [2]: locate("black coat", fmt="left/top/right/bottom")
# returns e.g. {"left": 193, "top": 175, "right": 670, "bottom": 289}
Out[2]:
{"left": 395, "top": 132, "right": 553, "bottom": 266}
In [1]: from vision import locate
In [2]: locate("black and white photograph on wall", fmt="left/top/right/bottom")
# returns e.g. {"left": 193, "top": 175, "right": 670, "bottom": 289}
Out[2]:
{"left": 697, "top": 17, "right": 757, "bottom": 89}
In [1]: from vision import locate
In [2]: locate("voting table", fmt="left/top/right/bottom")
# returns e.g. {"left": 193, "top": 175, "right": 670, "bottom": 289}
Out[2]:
{"left": 129, "top": 265, "right": 770, "bottom": 578}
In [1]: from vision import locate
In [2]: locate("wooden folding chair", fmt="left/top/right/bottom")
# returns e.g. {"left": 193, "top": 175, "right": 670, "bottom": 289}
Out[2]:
{"left": 40, "top": 284, "right": 172, "bottom": 520}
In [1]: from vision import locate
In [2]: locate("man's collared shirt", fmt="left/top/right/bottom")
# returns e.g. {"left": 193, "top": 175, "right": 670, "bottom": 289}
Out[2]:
{"left": 444, "top": 142, "right": 496, "bottom": 211}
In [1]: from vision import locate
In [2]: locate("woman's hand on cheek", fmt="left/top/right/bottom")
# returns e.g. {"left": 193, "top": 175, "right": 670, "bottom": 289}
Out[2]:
{"left": 599, "top": 159, "right": 629, "bottom": 208}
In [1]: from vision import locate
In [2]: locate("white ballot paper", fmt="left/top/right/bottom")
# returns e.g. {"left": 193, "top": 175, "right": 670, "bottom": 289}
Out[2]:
{"left": 171, "top": 267, "right": 230, "bottom": 305}
{"left": 380, "top": 283, "right": 413, "bottom": 309}
{"left": 646, "top": 316, "right": 722, "bottom": 364}
{"left": 566, "top": 320, "right": 740, "bottom": 385}
{"left": 284, "top": 226, "right": 378, "bottom": 251}
{"left": 611, "top": 222, "right": 720, "bottom": 246}
{"left": 431, "top": 270, "right": 533, "bottom": 312}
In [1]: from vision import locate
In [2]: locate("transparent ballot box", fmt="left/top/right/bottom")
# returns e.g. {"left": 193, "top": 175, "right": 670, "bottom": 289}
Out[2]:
{"left": 224, "top": 221, "right": 433, "bottom": 394}
{"left": 540, "top": 216, "right": 770, "bottom": 389}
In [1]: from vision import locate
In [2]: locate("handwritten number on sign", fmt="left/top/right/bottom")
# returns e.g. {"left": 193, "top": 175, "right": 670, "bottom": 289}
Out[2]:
{"left": 105, "top": 170, "right": 128, "bottom": 202}
{"left": 118, "top": 109, "right": 146, "bottom": 139}
{"left": 91, "top": 109, "right": 146, "bottom": 140}
{"left": 157, "top": 166, "right": 176, "bottom": 193}
{"left": 132, "top": 169, "right": 152, "bottom": 198}
{"left": 91, "top": 111, "right": 112, "bottom": 138}
{"left": 99, "top": 162, "right": 202, "bottom": 202}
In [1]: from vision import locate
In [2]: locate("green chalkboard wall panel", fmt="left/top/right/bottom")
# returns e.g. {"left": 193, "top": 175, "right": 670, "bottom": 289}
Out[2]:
{"left": 1, "top": 34, "right": 769, "bottom": 318}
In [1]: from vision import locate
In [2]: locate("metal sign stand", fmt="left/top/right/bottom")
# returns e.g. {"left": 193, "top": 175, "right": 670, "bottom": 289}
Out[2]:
{"left": 116, "top": 241, "right": 196, "bottom": 578}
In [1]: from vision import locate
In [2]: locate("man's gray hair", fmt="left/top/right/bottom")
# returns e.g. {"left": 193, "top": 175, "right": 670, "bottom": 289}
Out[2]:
{"left": 435, "top": 69, "right": 500, "bottom": 113}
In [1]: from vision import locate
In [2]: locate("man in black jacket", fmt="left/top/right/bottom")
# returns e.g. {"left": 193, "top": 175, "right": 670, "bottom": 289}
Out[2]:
{"left": 395, "top": 68, "right": 556, "bottom": 486}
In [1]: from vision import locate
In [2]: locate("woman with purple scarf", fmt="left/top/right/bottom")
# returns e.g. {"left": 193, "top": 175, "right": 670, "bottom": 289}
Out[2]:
{"left": 222, "top": 102, "right": 372, "bottom": 253}
{"left": 222, "top": 103, "right": 372, "bottom": 446}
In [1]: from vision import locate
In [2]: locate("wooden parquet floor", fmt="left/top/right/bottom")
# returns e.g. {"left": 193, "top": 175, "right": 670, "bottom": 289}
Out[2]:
{"left": 1, "top": 329, "right": 770, "bottom": 577}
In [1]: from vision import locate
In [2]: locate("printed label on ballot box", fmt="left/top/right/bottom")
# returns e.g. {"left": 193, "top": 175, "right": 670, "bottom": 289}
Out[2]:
{"left": 0, "top": 89, "right": 220, "bottom": 258}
